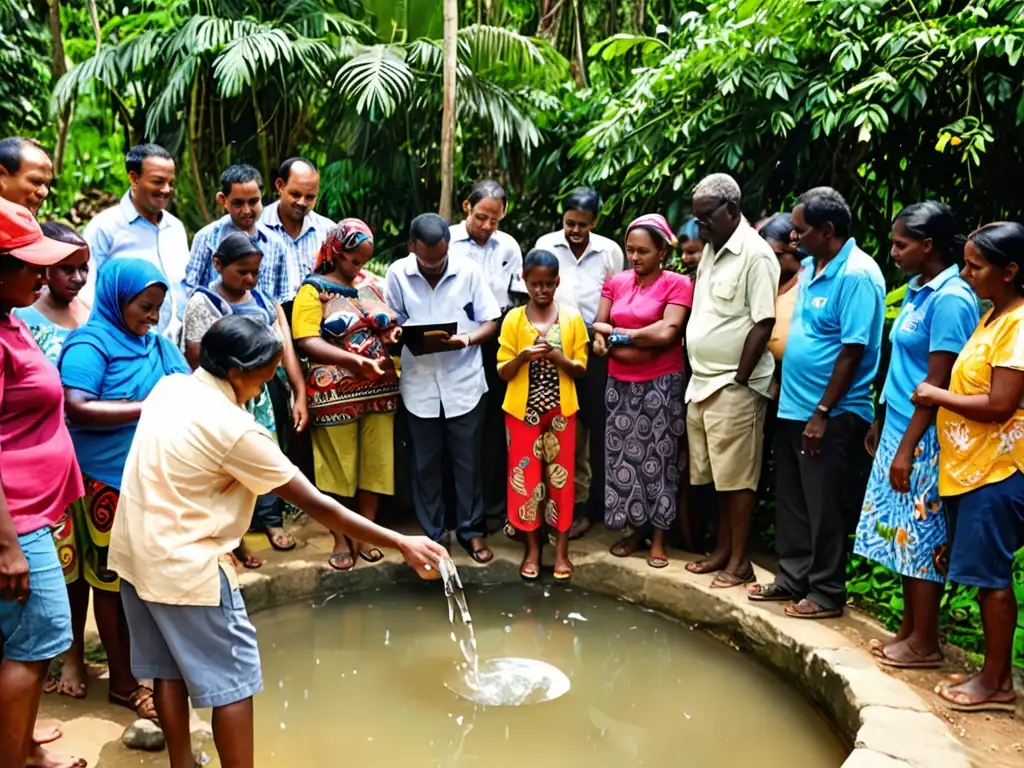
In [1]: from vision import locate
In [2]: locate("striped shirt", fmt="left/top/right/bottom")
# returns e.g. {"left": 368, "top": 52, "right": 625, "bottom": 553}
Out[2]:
{"left": 260, "top": 201, "right": 336, "bottom": 301}
{"left": 185, "top": 214, "right": 293, "bottom": 303}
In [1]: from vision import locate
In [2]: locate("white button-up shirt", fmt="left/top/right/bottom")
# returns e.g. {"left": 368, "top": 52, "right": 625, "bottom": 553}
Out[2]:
{"left": 534, "top": 230, "right": 625, "bottom": 326}
{"left": 259, "top": 201, "right": 336, "bottom": 300}
{"left": 82, "top": 191, "right": 190, "bottom": 342}
{"left": 384, "top": 254, "right": 501, "bottom": 419}
{"left": 448, "top": 223, "right": 524, "bottom": 311}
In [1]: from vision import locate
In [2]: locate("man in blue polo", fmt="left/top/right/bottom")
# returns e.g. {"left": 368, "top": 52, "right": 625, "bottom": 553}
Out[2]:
{"left": 748, "top": 186, "right": 885, "bottom": 619}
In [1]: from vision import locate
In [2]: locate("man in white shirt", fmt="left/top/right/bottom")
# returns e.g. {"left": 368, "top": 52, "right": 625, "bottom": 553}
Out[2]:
{"left": 82, "top": 144, "right": 190, "bottom": 342}
{"left": 535, "top": 187, "right": 625, "bottom": 538}
{"left": 385, "top": 213, "right": 500, "bottom": 562}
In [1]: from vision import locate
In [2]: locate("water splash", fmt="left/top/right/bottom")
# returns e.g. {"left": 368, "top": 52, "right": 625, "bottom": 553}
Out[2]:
{"left": 439, "top": 559, "right": 479, "bottom": 681}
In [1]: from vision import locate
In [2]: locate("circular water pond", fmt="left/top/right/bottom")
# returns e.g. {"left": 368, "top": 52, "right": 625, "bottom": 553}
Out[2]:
{"left": 246, "top": 583, "right": 847, "bottom": 767}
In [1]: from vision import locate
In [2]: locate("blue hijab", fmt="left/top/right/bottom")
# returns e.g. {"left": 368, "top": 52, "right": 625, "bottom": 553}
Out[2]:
{"left": 58, "top": 258, "right": 189, "bottom": 488}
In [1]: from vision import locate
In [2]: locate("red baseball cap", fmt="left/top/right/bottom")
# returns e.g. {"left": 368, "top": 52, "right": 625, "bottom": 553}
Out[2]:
{"left": 0, "top": 197, "right": 80, "bottom": 266}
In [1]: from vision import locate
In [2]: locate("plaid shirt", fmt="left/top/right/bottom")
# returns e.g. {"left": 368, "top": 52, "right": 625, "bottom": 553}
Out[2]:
{"left": 185, "top": 214, "right": 293, "bottom": 303}
{"left": 260, "top": 201, "right": 337, "bottom": 300}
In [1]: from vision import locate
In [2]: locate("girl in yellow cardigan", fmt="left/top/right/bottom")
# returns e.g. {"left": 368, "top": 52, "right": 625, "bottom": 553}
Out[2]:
{"left": 497, "top": 250, "right": 588, "bottom": 580}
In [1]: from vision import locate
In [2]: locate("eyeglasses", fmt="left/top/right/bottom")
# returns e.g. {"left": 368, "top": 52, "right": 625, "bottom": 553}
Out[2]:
{"left": 693, "top": 200, "right": 727, "bottom": 227}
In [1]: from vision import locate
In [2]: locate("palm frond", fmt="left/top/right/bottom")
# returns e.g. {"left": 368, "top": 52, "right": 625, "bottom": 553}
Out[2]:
{"left": 457, "top": 74, "right": 541, "bottom": 151}
{"left": 407, "top": 38, "right": 442, "bottom": 72}
{"left": 213, "top": 27, "right": 295, "bottom": 98}
{"left": 51, "top": 44, "right": 126, "bottom": 113}
{"left": 458, "top": 24, "right": 546, "bottom": 74}
{"left": 145, "top": 53, "right": 198, "bottom": 136}
{"left": 333, "top": 43, "right": 414, "bottom": 117}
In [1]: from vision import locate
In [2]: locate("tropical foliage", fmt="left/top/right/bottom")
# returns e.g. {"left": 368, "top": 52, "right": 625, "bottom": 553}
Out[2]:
{"left": 4, "top": 0, "right": 1024, "bottom": 665}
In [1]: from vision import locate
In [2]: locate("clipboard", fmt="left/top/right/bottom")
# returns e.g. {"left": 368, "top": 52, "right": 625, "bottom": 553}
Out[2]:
{"left": 398, "top": 321, "right": 458, "bottom": 356}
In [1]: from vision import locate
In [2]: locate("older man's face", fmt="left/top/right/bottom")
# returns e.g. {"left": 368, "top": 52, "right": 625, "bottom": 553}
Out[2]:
{"left": 692, "top": 196, "right": 733, "bottom": 244}
{"left": 0, "top": 145, "right": 52, "bottom": 215}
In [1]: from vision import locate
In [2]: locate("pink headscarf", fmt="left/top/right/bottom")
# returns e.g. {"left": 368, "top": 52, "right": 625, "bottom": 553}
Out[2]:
{"left": 626, "top": 213, "right": 678, "bottom": 247}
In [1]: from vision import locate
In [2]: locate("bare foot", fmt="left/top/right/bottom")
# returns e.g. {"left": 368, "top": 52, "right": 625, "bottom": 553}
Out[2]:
{"left": 32, "top": 725, "right": 61, "bottom": 745}
{"left": 685, "top": 549, "right": 729, "bottom": 574}
{"left": 26, "top": 744, "right": 87, "bottom": 768}
{"left": 875, "top": 638, "right": 943, "bottom": 669}
{"left": 568, "top": 518, "right": 591, "bottom": 540}
{"left": 54, "top": 654, "right": 88, "bottom": 699}
{"left": 936, "top": 673, "right": 1017, "bottom": 712}
{"left": 609, "top": 530, "right": 647, "bottom": 558}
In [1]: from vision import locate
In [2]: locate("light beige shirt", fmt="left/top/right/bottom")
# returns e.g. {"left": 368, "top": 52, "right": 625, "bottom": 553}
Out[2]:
{"left": 685, "top": 219, "right": 780, "bottom": 403}
{"left": 109, "top": 369, "right": 297, "bottom": 606}
{"left": 535, "top": 230, "right": 625, "bottom": 326}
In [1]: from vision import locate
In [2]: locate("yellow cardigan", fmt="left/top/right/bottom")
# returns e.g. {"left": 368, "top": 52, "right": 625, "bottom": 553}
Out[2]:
{"left": 497, "top": 305, "right": 589, "bottom": 421}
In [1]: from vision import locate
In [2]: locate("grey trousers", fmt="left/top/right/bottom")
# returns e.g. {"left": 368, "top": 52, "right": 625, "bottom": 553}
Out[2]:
{"left": 407, "top": 398, "right": 487, "bottom": 543}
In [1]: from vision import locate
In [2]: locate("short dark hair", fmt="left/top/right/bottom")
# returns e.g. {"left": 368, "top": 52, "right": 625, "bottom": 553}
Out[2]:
{"left": 214, "top": 232, "right": 263, "bottom": 267}
{"left": 796, "top": 187, "right": 851, "bottom": 238}
{"left": 758, "top": 213, "right": 793, "bottom": 245}
{"left": 466, "top": 180, "right": 507, "bottom": 209}
{"left": 409, "top": 213, "right": 450, "bottom": 246}
{"left": 969, "top": 222, "right": 1024, "bottom": 290}
{"left": 523, "top": 248, "right": 559, "bottom": 276}
{"left": 40, "top": 222, "right": 86, "bottom": 248}
{"left": 220, "top": 164, "right": 263, "bottom": 196}
{"left": 564, "top": 187, "right": 601, "bottom": 216}
{"left": 0, "top": 137, "right": 46, "bottom": 174}
{"left": 277, "top": 157, "right": 318, "bottom": 184}
{"left": 199, "top": 315, "right": 283, "bottom": 379}
{"left": 125, "top": 143, "right": 173, "bottom": 176}
{"left": 894, "top": 201, "right": 964, "bottom": 266}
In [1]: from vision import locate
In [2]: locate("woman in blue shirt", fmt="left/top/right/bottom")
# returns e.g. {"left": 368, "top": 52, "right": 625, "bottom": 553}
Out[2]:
{"left": 854, "top": 202, "right": 978, "bottom": 669}
{"left": 57, "top": 257, "right": 189, "bottom": 719}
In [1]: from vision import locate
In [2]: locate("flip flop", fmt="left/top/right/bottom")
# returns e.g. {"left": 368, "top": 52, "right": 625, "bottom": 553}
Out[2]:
{"left": 747, "top": 583, "right": 796, "bottom": 602}
{"left": 467, "top": 543, "right": 493, "bottom": 564}
{"left": 936, "top": 685, "right": 1017, "bottom": 713}
{"left": 685, "top": 559, "right": 726, "bottom": 575}
{"left": 784, "top": 600, "right": 843, "bottom": 620}
{"left": 553, "top": 563, "right": 574, "bottom": 581}
{"left": 647, "top": 555, "right": 669, "bottom": 569}
{"left": 520, "top": 560, "right": 540, "bottom": 580}
{"left": 877, "top": 649, "right": 944, "bottom": 670}
{"left": 710, "top": 569, "right": 756, "bottom": 589}
{"left": 265, "top": 527, "right": 296, "bottom": 552}
{"left": 358, "top": 548, "right": 384, "bottom": 564}
{"left": 328, "top": 551, "right": 355, "bottom": 571}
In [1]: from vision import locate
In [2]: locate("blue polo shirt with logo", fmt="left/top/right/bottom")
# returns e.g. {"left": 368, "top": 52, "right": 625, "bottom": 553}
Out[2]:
{"left": 778, "top": 239, "right": 886, "bottom": 424}
{"left": 881, "top": 265, "right": 978, "bottom": 432}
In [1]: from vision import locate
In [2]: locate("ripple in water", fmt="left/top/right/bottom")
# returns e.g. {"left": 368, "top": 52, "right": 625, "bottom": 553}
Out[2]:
{"left": 439, "top": 560, "right": 571, "bottom": 706}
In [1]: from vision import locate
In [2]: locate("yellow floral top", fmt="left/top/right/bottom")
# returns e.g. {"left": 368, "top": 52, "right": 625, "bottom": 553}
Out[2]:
{"left": 937, "top": 305, "right": 1024, "bottom": 497}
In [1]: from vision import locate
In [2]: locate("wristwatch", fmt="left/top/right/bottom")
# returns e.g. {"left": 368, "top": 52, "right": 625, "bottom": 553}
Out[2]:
{"left": 815, "top": 403, "right": 831, "bottom": 416}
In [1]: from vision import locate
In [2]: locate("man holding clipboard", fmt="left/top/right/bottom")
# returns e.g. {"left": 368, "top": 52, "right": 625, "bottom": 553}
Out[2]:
{"left": 384, "top": 214, "right": 500, "bottom": 563}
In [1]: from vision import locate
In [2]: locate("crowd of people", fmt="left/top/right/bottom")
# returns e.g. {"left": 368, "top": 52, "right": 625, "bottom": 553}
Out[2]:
{"left": 2, "top": 134, "right": 1024, "bottom": 768}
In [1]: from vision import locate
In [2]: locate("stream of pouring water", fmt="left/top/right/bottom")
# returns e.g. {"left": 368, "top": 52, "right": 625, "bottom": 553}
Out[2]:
{"left": 438, "top": 559, "right": 571, "bottom": 707}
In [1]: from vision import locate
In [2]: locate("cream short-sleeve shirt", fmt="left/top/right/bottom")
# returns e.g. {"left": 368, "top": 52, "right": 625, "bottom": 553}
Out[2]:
{"left": 109, "top": 369, "right": 297, "bottom": 606}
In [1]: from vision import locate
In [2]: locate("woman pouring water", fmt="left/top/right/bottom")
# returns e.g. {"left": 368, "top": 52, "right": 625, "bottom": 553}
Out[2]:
{"left": 107, "top": 314, "right": 449, "bottom": 768}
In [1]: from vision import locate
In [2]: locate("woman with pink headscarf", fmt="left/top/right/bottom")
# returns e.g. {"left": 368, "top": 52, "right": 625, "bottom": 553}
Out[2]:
{"left": 292, "top": 219, "right": 401, "bottom": 571}
{"left": 592, "top": 214, "right": 693, "bottom": 567}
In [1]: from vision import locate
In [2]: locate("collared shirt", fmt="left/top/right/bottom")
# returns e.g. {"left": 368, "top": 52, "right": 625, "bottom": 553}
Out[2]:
{"left": 778, "top": 239, "right": 886, "bottom": 423}
{"left": 882, "top": 265, "right": 978, "bottom": 433}
{"left": 82, "top": 191, "right": 190, "bottom": 341}
{"left": 384, "top": 254, "right": 501, "bottom": 419}
{"left": 108, "top": 369, "right": 297, "bottom": 606}
{"left": 184, "top": 214, "right": 294, "bottom": 303}
{"left": 449, "top": 223, "right": 524, "bottom": 311}
{"left": 535, "top": 230, "right": 624, "bottom": 325}
{"left": 259, "top": 201, "right": 337, "bottom": 300}
{"left": 685, "top": 219, "right": 780, "bottom": 403}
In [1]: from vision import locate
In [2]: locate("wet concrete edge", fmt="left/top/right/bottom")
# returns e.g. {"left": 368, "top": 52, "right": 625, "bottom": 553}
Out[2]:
{"left": 238, "top": 538, "right": 971, "bottom": 768}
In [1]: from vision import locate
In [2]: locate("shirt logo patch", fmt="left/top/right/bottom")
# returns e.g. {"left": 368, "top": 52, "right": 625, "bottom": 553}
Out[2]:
{"left": 812, "top": 296, "right": 828, "bottom": 309}
{"left": 900, "top": 303, "right": 924, "bottom": 332}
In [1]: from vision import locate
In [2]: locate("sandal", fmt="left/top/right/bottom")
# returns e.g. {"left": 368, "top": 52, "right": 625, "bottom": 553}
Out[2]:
{"left": 685, "top": 557, "right": 727, "bottom": 575}
{"left": 710, "top": 568, "right": 755, "bottom": 589}
{"left": 520, "top": 560, "right": 540, "bottom": 580}
{"left": 784, "top": 599, "right": 843, "bottom": 620}
{"left": 647, "top": 555, "right": 669, "bottom": 569}
{"left": 327, "top": 551, "right": 355, "bottom": 571}
{"left": 553, "top": 561, "right": 574, "bottom": 581}
{"left": 747, "top": 582, "right": 795, "bottom": 602}
{"left": 265, "top": 526, "right": 296, "bottom": 552}
{"left": 465, "top": 538, "right": 493, "bottom": 564}
{"left": 358, "top": 547, "right": 384, "bottom": 564}
{"left": 936, "top": 685, "right": 1017, "bottom": 713}
{"left": 109, "top": 685, "right": 159, "bottom": 722}
{"left": 877, "top": 648, "right": 944, "bottom": 670}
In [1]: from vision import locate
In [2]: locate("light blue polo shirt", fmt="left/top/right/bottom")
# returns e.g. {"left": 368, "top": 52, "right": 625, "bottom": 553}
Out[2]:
{"left": 881, "top": 265, "right": 978, "bottom": 432}
{"left": 778, "top": 239, "right": 886, "bottom": 423}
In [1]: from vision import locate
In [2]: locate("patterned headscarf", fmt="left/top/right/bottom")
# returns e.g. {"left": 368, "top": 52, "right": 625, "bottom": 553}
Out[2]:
{"left": 314, "top": 218, "right": 374, "bottom": 274}
{"left": 626, "top": 213, "right": 678, "bottom": 247}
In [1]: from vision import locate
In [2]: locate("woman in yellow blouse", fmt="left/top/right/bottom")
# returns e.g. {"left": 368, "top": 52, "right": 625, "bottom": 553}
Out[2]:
{"left": 912, "top": 221, "right": 1024, "bottom": 713}
{"left": 498, "top": 250, "right": 588, "bottom": 580}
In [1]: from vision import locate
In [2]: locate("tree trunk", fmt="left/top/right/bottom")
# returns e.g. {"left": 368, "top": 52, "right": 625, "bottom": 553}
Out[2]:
{"left": 538, "top": 0, "right": 563, "bottom": 41}
{"left": 188, "top": 76, "right": 211, "bottom": 223}
{"left": 48, "top": 0, "right": 73, "bottom": 174}
{"left": 439, "top": 0, "right": 458, "bottom": 222}
{"left": 571, "top": 0, "right": 588, "bottom": 88}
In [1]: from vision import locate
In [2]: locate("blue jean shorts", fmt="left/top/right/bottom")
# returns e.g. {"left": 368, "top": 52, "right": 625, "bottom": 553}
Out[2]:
{"left": 948, "top": 471, "right": 1024, "bottom": 590}
{"left": 0, "top": 526, "right": 73, "bottom": 663}
{"left": 120, "top": 567, "right": 262, "bottom": 709}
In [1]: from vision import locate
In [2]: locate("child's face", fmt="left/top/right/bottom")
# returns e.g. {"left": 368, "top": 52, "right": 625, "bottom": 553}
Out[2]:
{"left": 525, "top": 265, "right": 558, "bottom": 308}
{"left": 681, "top": 239, "right": 704, "bottom": 268}
{"left": 215, "top": 253, "right": 262, "bottom": 296}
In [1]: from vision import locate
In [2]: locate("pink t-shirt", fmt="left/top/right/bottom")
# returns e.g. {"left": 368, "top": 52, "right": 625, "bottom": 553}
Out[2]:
{"left": 601, "top": 270, "right": 694, "bottom": 382}
{"left": 0, "top": 315, "right": 83, "bottom": 534}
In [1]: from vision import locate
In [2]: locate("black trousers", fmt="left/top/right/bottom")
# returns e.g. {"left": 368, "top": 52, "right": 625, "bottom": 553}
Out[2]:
{"left": 575, "top": 348, "right": 609, "bottom": 523}
{"left": 480, "top": 333, "right": 509, "bottom": 524}
{"left": 407, "top": 399, "right": 486, "bottom": 543}
{"left": 773, "top": 413, "right": 870, "bottom": 610}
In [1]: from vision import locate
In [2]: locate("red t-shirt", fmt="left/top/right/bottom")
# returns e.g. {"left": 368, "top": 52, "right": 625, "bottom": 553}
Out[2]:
{"left": 0, "top": 314, "right": 83, "bottom": 534}
{"left": 601, "top": 270, "right": 694, "bottom": 382}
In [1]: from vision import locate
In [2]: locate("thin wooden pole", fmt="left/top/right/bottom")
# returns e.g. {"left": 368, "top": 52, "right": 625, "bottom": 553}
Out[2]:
{"left": 439, "top": 0, "right": 458, "bottom": 222}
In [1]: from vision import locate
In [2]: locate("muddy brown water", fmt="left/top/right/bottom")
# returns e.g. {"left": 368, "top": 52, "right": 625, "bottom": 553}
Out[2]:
{"left": 210, "top": 582, "right": 846, "bottom": 767}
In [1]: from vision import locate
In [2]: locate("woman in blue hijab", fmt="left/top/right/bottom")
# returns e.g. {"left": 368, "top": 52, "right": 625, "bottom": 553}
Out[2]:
{"left": 55, "top": 257, "right": 188, "bottom": 720}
